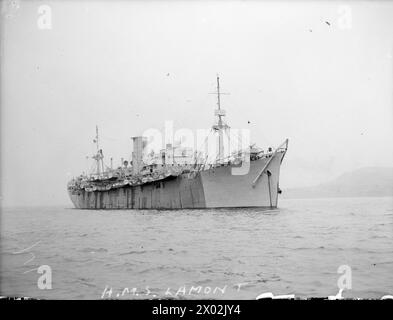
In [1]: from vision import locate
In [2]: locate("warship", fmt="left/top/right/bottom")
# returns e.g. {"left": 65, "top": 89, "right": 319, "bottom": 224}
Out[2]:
{"left": 67, "top": 77, "right": 288, "bottom": 209}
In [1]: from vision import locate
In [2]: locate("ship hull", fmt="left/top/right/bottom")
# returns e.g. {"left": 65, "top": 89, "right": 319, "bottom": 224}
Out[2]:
{"left": 68, "top": 151, "right": 285, "bottom": 209}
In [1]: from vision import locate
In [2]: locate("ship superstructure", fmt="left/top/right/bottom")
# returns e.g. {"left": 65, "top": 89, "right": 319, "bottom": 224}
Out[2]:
{"left": 67, "top": 77, "right": 288, "bottom": 209}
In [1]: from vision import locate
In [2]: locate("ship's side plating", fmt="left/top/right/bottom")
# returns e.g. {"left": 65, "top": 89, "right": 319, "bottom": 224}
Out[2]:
{"left": 69, "top": 173, "right": 206, "bottom": 209}
{"left": 200, "top": 150, "right": 284, "bottom": 208}
{"left": 68, "top": 150, "right": 285, "bottom": 209}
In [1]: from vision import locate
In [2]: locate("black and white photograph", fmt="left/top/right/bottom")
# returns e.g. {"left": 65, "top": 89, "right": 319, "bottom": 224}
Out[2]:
{"left": 0, "top": 0, "right": 392, "bottom": 309}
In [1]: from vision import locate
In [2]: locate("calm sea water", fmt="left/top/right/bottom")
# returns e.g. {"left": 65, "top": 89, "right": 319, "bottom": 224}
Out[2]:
{"left": 1, "top": 197, "right": 392, "bottom": 300}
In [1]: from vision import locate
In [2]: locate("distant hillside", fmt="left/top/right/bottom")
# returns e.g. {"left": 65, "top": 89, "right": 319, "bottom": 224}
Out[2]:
{"left": 283, "top": 167, "right": 393, "bottom": 199}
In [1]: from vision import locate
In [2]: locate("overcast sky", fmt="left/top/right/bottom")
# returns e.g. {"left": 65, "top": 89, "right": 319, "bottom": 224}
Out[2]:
{"left": 1, "top": 0, "right": 392, "bottom": 206}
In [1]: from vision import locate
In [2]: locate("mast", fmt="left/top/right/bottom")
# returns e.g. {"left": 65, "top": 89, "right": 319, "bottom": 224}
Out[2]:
{"left": 93, "top": 125, "right": 104, "bottom": 176}
{"left": 211, "top": 75, "right": 229, "bottom": 163}
{"left": 217, "top": 77, "right": 224, "bottom": 163}
{"left": 95, "top": 125, "right": 100, "bottom": 151}
{"left": 217, "top": 76, "right": 221, "bottom": 111}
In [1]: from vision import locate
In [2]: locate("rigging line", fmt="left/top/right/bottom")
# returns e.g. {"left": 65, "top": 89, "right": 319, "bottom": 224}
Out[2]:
{"left": 227, "top": 130, "right": 241, "bottom": 154}
{"left": 194, "top": 128, "right": 213, "bottom": 163}
{"left": 196, "top": 128, "right": 213, "bottom": 152}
